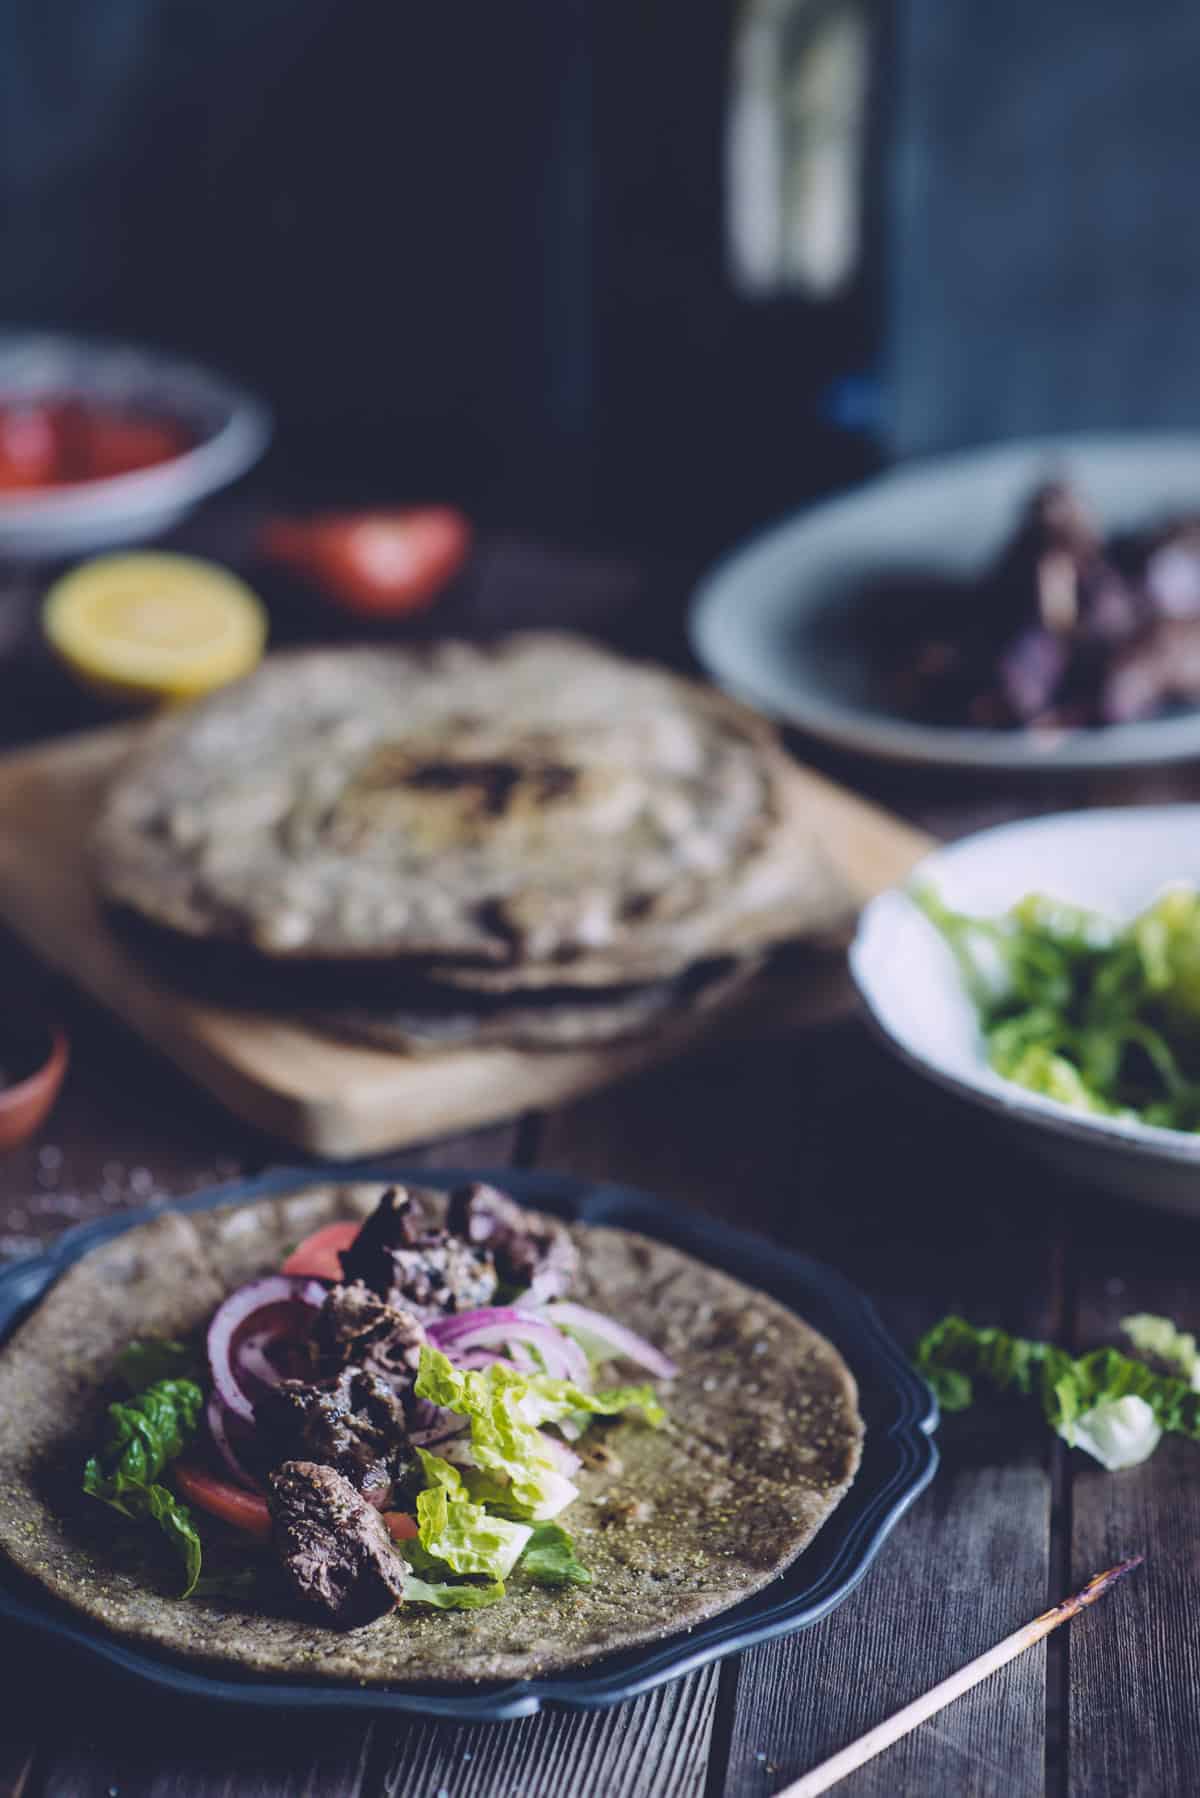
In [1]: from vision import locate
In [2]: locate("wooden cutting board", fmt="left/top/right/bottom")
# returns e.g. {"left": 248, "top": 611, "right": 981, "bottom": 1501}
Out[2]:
{"left": 0, "top": 726, "right": 932, "bottom": 1155}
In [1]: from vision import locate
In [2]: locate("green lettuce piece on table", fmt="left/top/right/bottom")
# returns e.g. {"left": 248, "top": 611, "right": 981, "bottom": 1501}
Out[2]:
{"left": 1121, "top": 1313, "right": 1200, "bottom": 1388}
{"left": 913, "top": 1315, "right": 1200, "bottom": 1470}
{"left": 83, "top": 1374, "right": 204, "bottom": 1595}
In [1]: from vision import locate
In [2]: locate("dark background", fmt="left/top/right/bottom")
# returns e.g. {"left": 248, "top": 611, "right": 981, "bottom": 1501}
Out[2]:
{"left": 3, "top": 0, "right": 1199, "bottom": 551}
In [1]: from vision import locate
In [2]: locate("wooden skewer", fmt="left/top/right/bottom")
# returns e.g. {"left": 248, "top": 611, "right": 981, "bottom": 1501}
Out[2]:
{"left": 775, "top": 1556, "right": 1144, "bottom": 1798}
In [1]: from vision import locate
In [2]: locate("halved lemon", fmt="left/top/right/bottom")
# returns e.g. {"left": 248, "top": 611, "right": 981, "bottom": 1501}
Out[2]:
{"left": 43, "top": 552, "right": 268, "bottom": 706}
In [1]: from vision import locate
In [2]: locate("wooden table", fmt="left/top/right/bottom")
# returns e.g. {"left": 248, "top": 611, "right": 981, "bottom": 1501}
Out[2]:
{"left": 0, "top": 534, "right": 1196, "bottom": 1798}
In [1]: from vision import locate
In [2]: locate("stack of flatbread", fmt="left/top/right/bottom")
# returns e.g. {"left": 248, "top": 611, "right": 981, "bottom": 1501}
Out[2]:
{"left": 93, "top": 634, "right": 853, "bottom": 1053}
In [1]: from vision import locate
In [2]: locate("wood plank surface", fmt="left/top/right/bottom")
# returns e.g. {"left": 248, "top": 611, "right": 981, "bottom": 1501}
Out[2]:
{"left": 38, "top": 1717, "right": 376, "bottom": 1798}
{"left": 539, "top": 1020, "right": 1063, "bottom": 1796}
{"left": 0, "top": 723, "right": 931, "bottom": 1157}
{"left": 0, "top": 1743, "right": 36, "bottom": 1798}
{"left": 1068, "top": 1199, "right": 1200, "bottom": 1798}
{"left": 367, "top": 1665, "right": 718, "bottom": 1798}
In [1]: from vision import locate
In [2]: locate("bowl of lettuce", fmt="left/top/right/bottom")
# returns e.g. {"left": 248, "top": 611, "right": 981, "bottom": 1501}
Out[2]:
{"left": 850, "top": 806, "right": 1200, "bottom": 1213}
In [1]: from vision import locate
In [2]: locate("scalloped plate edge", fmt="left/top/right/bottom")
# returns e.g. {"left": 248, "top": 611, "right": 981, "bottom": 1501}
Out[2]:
{"left": 0, "top": 1161, "right": 938, "bottom": 1719}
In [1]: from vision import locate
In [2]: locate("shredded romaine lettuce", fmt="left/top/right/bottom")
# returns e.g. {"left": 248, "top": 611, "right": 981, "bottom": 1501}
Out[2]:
{"left": 398, "top": 1566, "right": 506, "bottom": 1609}
{"left": 915, "top": 882, "right": 1200, "bottom": 1129}
{"left": 415, "top": 1347, "right": 661, "bottom": 1524}
{"left": 409, "top": 1467, "right": 592, "bottom": 1592}
{"left": 414, "top": 1448, "right": 532, "bottom": 1579}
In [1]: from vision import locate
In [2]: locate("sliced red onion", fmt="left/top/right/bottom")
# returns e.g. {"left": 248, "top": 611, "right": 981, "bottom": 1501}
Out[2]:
{"left": 538, "top": 1301, "right": 678, "bottom": 1379}
{"left": 425, "top": 1305, "right": 539, "bottom": 1348}
{"left": 206, "top": 1274, "right": 326, "bottom": 1425}
{"left": 426, "top": 1307, "right": 590, "bottom": 1386}
{"left": 232, "top": 1336, "right": 282, "bottom": 1388}
{"left": 205, "top": 1392, "right": 265, "bottom": 1493}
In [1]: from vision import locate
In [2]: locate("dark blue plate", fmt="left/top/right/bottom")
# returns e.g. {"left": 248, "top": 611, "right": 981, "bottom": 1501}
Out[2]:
{"left": 0, "top": 1163, "right": 937, "bottom": 1720}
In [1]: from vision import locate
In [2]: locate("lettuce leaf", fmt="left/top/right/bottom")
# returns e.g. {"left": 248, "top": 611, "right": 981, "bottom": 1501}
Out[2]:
{"left": 414, "top": 1449, "right": 532, "bottom": 1578}
{"left": 520, "top": 1521, "right": 593, "bottom": 1588}
{"left": 1121, "top": 1313, "right": 1200, "bottom": 1388}
{"left": 415, "top": 1348, "right": 662, "bottom": 1522}
{"left": 914, "top": 882, "right": 1200, "bottom": 1129}
{"left": 914, "top": 1314, "right": 1200, "bottom": 1469}
{"left": 83, "top": 1374, "right": 204, "bottom": 1594}
{"left": 1071, "top": 1395, "right": 1162, "bottom": 1471}
{"left": 398, "top": 1565, "right": 506, "bottom": 1609}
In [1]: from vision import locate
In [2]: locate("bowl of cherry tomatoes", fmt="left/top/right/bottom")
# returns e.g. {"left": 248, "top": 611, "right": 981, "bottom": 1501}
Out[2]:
{"left": 0, "top": 332, "right": 271, "bottom": 556}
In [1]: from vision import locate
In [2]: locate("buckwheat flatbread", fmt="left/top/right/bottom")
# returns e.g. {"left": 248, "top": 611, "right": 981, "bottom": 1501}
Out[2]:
{"left": 314, "top": 956, "right": 762, "bottom": 1053}
{"left": 0, "top": 1184, "right": 863, "bottom": 1685}
{"left": 93, "top": 636, "right": 852, "bottom": 981}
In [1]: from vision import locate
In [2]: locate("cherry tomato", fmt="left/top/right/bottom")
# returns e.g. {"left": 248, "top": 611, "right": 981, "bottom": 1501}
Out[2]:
{"left": 261, "top": 507, "right": 471, "bottom": 616}
{"left": 383, "top": 1511, "right": 419, "bottom": 1541}
{"left": 0, "top": 400, "right": 191, "bottom": 489}
{"left": 0, "top": 404, "right": 60, "bottom": 489}
{"left": 77, "top": 413, "right": 191, "bottom": 481}
{"left": 280, "top": 1219, "right": 361, "bottom": 1281}
{"left": 174, "top": 1463, "right": 273, "bottom": 1540}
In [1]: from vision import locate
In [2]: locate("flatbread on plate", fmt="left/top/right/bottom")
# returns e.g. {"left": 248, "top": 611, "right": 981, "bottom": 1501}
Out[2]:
{"left": 0, "top": 1185, "right": 863, "bottom": 1685}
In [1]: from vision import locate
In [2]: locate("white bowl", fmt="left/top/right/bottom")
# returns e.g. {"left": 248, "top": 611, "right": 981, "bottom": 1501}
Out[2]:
{"left": 0, "top": 331, "right": 271, "bottom": 557}
{"left": 850, "top": 807, "right": 1200, "bottom": 1215}
{"left": 690, "top": 432, "right": 1200, "bottom": 772}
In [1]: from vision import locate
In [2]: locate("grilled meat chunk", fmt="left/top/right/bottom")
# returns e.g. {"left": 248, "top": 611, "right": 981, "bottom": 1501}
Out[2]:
{"left": 313, "top": 1280, "right": 429, "bottom": 1390}
{"left": 447, "top": 1181, "right": 578, "bottom": 1301}
{"left": 269, "top": 1461, "right": 405, "bottom": 1628}
{"left": 339, "top": 1185, "right": 497, "bottom": 1318}
{"left": 257, "top": 1367, "right": 415, "bottom": 1509}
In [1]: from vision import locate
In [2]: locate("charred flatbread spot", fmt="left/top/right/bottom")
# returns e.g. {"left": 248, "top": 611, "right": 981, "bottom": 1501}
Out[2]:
{"left": 397, "top": 757, "right": 525, "bottom": 815}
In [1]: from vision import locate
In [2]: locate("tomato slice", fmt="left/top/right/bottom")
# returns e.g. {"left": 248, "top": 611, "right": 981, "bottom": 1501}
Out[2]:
{"left": 174, "top": 1462, "right": 273, "bottom": 1540}
{"left": 261, "top": 507, "right": 471, "bottom": 616}
{"left": 280, "top": 1219, "right": 361, "bottom": 1281}
{"left": 176, "top": 1462, "right": 416, "bottom": 1546}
